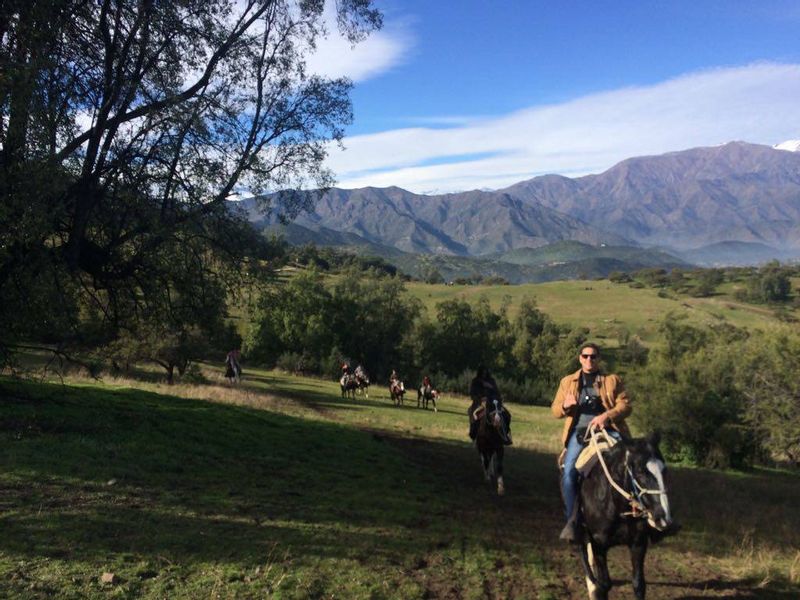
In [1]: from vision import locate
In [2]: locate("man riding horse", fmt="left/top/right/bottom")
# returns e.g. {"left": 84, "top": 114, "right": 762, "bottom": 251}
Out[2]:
{"left": 417, "top": 375, "right": 439, "bottom": 411}
{"left": 389, "top": 369, "right": 405, "bottom": 405}
{"left": 552, "top": 342, "right": 630, "bottom": 542}
{"left": 468, "top": 366, "right": 512, "bottom": 445}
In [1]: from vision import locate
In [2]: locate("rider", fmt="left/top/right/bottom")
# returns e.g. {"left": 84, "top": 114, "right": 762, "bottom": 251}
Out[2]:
{"left": 552, "top": 342, "right": 631, "bottom": 542}
{"left": 468, "top": 366, "right": 512, "bottom": 445}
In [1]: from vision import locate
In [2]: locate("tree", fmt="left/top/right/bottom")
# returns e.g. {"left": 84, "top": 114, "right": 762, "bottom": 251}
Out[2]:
{"left": 0, "top": 0, "right": 381, "bottom": 358}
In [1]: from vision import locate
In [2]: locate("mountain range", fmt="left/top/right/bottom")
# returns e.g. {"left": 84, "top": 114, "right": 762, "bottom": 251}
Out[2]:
{"left": 241, "top": 141, "right": 800, "bottom": 276}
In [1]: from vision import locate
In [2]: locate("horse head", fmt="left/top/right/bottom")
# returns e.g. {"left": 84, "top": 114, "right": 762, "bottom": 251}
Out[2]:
{"left": 622, "top": 432, "right": 673, "bottom": 532}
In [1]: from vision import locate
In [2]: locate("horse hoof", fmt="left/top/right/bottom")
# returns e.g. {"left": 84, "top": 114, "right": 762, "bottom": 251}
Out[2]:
{"left": 497, "top": 485, "right": 505, "bottom": 496}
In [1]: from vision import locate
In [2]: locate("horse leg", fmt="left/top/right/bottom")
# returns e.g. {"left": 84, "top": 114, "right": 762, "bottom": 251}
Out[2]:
{"left": 481, "top": 451, "right": 491, "bottom": 481}
{"left": 496, "top": 446, "right": 505, "bottom": 496}
{"left": 630, "top": 540, "right": 648, "bottom": 600}
{"left": 584, "top": 543, "right": 609, "bottom": 600}
{"left": 594, "top": 546, "right": 612, "bottom": 598}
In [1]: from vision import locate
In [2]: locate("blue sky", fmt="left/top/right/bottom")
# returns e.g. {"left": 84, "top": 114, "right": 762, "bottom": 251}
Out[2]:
{"left": 308, "top": 0, "right": 800, "bottom": 193}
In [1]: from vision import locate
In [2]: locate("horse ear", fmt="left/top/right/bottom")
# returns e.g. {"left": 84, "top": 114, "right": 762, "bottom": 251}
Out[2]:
{"left": 619, "top": 431, "right": 635, "bottom": 447}
{"left": 646, "top": 431, "right": 661, "bottom": 448}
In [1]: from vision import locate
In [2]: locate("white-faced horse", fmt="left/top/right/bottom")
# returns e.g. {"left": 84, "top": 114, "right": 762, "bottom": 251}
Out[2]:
{"left": 340, "top": 373, "right": 358, "bottom": 399}
{"left": 573, "top": 431, "right": 676, "bottom": 600}
{"left": 389, "top": 380, "right": 405, "bottom": 405}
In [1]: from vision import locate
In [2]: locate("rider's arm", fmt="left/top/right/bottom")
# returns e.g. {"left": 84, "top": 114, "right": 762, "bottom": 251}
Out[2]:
{"left": 551, "top": 377, "right": 576, "bottom": 418}
{"left": 604, "top": 375, "right": 631, "bottom": 422}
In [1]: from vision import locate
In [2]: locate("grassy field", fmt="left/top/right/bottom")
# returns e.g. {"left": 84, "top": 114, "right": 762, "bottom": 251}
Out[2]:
{"left": 2, "top": 365, "right": 799, "bottom": 598}
{"left": 404, "top": 279, "right": 799, "bottom": 344}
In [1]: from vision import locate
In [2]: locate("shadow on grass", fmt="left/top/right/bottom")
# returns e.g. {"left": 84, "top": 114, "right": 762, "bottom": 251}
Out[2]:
{"left": 0, "top": 379, "right": 561, "bottom": 568}
{"left": 2, "top": 378, "right": 798, "bottom": 598}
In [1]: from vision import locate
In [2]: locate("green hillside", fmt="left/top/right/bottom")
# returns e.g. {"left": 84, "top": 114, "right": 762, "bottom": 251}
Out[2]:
{"left": 1, "top": 369, "right": 798, "bottom": 598}
{"left": 405, "top": 279, "right": 798, "bottom": 343}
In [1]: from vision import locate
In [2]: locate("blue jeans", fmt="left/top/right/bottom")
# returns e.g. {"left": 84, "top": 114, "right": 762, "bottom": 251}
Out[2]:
{"left": 561, "top": 428, "right": 621, "bottom": 521}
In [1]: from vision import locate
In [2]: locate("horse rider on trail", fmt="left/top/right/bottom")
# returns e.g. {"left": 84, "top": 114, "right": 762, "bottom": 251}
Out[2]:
{"left": 551, "top": 342, "right": 631, "bottom": 543}
{"left": 468, "top": 366, "right": 512, "bottom": 445}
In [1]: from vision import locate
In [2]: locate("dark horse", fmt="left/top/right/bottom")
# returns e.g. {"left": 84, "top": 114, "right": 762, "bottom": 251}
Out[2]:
{"left": 474, "top": 398, "right": 508, "bottom": 495}
{"left": 572, "top": 430, "right": 674, "bottom": 600}
{"left": 417, "top": 385, "right": 439, "bottom": 411}
{"left": 340, "top": 373, "right": 358, "bottom": 399}
{"left": 389, "top": 380, "right": 405, "bottom": 406}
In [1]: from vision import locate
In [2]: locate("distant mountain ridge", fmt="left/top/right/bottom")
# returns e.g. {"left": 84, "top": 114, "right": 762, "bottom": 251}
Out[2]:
{"left": 243, "top": 141, "right": 800, "bottom": 268}
{"left": 502, "top": 141, "right": 800, "bottom": 251}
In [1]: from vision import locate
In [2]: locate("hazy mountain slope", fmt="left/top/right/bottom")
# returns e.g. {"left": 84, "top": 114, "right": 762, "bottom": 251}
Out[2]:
{"left": 287, "top": 187, "right": 629, "bottom": 256}
{"left": 491, "top": 240, "right": 688, "bottom": 268}
{"left": 502, "top": 142, "right": 800, "bottom": 250}
{"left": 676, "top": 241, "right": 795, "bottom": 266}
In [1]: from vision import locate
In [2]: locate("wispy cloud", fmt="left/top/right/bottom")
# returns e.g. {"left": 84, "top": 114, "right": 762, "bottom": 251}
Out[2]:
{"left": 326, "top": 63, "right": 800, "bottom": 193}
{"left": 305, "top": 3, "right": 413, "bottom": 82}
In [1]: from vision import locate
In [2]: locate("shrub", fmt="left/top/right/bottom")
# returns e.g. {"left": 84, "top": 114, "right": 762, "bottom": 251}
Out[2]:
{"left": 276, "top": 351, "right": 318, "bottom": 375}
{"left": 179, "top": 362, "right": 209, "bottom": 385}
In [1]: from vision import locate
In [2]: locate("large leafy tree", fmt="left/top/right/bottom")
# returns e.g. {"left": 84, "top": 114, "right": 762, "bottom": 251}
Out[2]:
{"left": 0, "top": 0, "right": 381, "bottom": 358}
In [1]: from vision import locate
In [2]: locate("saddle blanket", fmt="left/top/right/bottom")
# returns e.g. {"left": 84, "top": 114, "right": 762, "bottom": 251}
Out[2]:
{"left": 575, "top": 436, "right": 618, "bottom": 476}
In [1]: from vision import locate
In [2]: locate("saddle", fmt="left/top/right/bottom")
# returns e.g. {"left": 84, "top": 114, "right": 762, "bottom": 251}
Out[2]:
{"left": 575, "top": 434, "right": 618, "bottom": 477}
{"left": 556, "top": 431, "right": 618, "bottom": 476}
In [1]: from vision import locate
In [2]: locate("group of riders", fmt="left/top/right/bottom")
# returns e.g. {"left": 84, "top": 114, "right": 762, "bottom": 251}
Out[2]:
{"left": 346, "top": 341, "right": 677, "bottom": 545}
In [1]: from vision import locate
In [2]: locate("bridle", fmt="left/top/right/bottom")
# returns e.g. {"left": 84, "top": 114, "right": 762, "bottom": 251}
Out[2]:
{"left": 586, "top": 427, "right": 667, "bottom": 525}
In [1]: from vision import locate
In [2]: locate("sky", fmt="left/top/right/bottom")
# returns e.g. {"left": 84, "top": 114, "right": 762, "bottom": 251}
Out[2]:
{"left": 308, "top": 0, "right": 800, "bottom": 194}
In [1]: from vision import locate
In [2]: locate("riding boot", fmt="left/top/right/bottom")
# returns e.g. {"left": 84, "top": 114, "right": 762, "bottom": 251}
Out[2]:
{"left": 559, "top": 497, "right": 581, "bottom": 543}
{"left": 469, "top": 420, "right": 477, "bottom": 441}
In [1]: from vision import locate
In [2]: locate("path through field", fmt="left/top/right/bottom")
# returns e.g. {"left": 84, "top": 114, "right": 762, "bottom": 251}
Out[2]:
{"left": 266, "top": 372, "right": 797, "bottom": 599}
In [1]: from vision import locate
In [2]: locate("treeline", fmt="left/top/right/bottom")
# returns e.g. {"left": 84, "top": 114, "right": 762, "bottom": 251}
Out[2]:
{"left": 612, "top": 261, "right": 800, "bottom": 307}
{"left": 286, "top": 243, "right": 404, "bottom": 278}
{"left": 245, "top": 268, "right": 584, "bottom": 405}
{"left": 628, "top": 316, "right": 800, "bottom": 469}
{"left": 246, "top": 266, "right": 800, "bottom": 470}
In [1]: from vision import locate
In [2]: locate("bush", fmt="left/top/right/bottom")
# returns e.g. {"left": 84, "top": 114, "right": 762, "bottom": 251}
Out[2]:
{"left": 276, "top": 351, "right": 318, "bottom": 375}
{"left": 179, "top": 362, "right": 209, "bottom": 385}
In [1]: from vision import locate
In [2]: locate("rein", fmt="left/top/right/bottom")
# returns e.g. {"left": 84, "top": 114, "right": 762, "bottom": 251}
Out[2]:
{"left": 586, "top": 427, "right": 664, "bottom": 520}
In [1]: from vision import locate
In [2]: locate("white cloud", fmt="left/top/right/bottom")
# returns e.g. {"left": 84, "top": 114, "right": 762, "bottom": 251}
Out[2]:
{"left": 305, "top": 3, "right": 413, "bottom": 82}
{"left": 326, "top": 63, "right": 800, "bottom": 193}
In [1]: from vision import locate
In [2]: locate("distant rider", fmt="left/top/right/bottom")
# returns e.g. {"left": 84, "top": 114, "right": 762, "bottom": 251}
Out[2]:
{"left": 469, "top": 366, "right": 512, "bottom": 445}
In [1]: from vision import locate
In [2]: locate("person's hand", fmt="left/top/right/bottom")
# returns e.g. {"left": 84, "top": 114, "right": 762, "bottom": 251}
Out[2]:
{"left": 562, "top": 392, "right": 577, "bottom": 410}
{"left": 589, "top": 413, "right": 610, "bottom": 430}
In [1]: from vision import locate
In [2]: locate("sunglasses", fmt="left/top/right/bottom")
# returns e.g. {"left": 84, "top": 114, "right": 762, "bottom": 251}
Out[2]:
{"left": 580, "top": 353, "right": 598, "bottom": 360}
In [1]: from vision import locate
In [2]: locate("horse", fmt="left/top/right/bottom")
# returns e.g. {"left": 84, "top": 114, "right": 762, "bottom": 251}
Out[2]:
{"left": 355, "top": 373, "right": 370, "bottom": 398}
{"left": 474, "top": 398, "right": 508, "bottom": 495}
{"left": 340, "top": 373, "right": 358, "bottom": 399}
{"left": 572, "top": 430, "right": 675, "bottom": 600}
{"left": 389, "top": 380, "right": 405, "bottom": 406}
{"left": 417, "top": 385, "right": 439, "bottom": 411}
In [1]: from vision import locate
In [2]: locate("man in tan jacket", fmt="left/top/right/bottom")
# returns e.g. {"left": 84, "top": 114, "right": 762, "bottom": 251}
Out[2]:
{"left": 552, "top": 342, "right": 631, "bottom": 541}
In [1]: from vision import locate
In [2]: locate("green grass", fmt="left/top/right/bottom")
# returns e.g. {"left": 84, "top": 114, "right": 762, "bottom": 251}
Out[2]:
{"left": 2, "top": 367, "right": 799, "bottom": 598}
{"left": 404, "top": 279, "right": 800, "bottom": 343}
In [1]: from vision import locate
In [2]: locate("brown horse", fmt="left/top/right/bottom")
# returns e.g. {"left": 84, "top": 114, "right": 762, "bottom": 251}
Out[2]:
{"left": 474, "top": 399, "right": 507, "bottom": 495}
